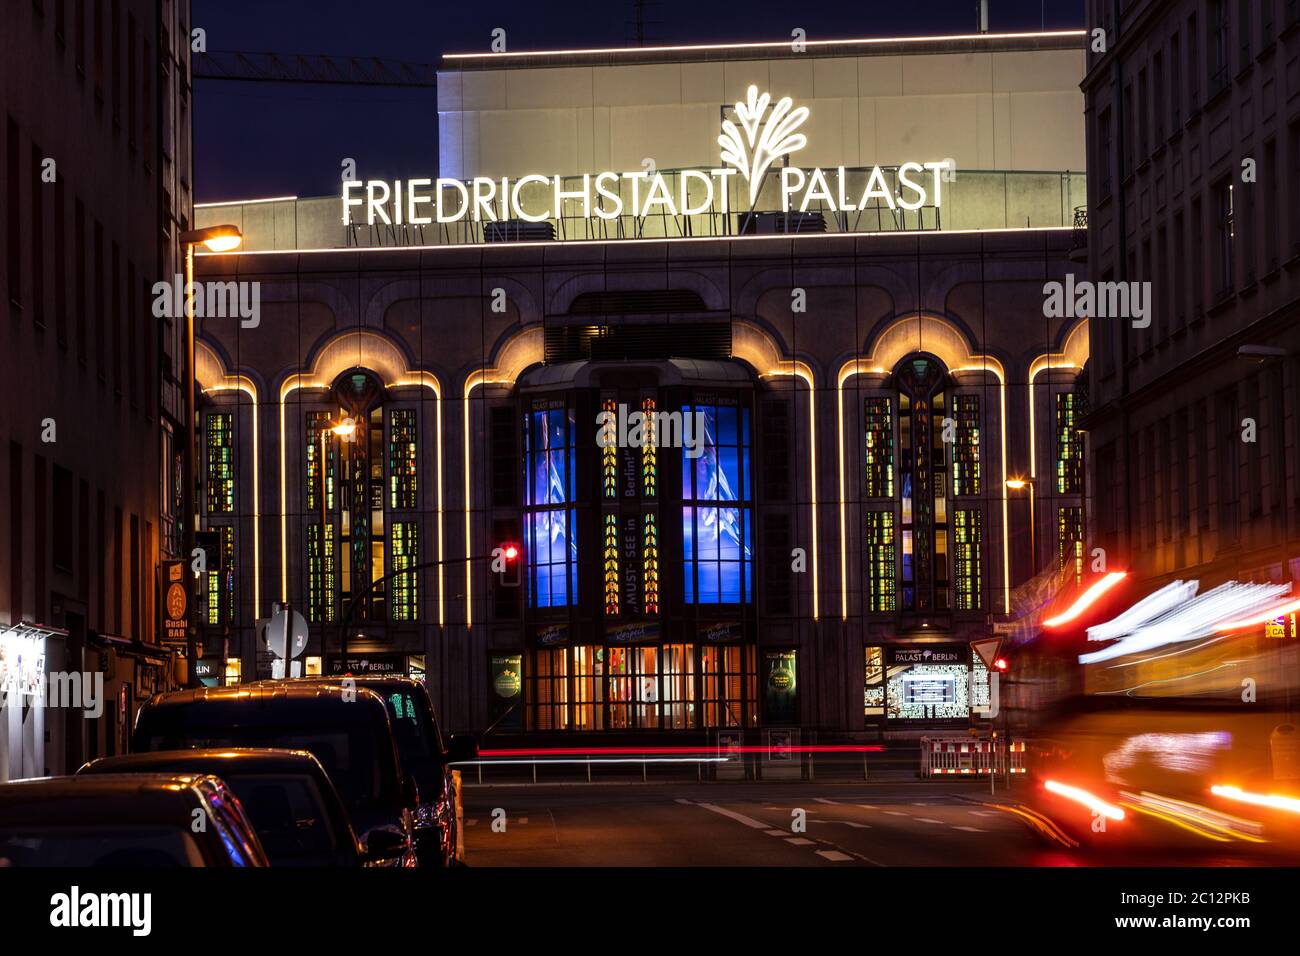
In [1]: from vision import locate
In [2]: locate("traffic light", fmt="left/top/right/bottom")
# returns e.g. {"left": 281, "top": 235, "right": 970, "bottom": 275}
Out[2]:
{"left": 992, "top": 657, "right": 1009, "bottom": 672}
{"left": 494, "top": 541, "right": 521, "bottom": 587}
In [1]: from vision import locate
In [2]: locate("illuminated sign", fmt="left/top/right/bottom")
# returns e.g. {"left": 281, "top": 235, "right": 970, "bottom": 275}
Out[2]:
{"left": 0, "top": 630, "right": 45, "bottom": 699}
{"left": 344, "top": 86, "right": 954, "bottom": 227}
{"left": 161, "top": 560, "right": 189, "bottom": 648}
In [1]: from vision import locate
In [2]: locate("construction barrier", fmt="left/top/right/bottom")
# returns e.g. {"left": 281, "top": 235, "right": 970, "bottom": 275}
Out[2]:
{"left": 921, "top": 737, "right": 1027, "bottom": 777}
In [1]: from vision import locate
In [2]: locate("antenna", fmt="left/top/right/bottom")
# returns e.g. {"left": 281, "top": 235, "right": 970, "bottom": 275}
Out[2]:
{"left": 978, "top": 0, "right": 990, "bottom": 33}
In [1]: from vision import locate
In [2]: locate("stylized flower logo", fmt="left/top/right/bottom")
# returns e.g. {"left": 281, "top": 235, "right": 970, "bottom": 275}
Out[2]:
{"left": 718, "top": 85, "right": 810, "bottom": 208}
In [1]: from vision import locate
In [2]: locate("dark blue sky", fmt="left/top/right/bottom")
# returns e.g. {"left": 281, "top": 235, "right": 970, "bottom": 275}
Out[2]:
{"left": 193, "top": 0, "right": 1085, "bottom": 202}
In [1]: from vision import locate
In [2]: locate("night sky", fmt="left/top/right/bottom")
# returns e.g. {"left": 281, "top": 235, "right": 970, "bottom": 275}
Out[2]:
{"left": 193, "top": 0, "right": 1085, "bottom": 202}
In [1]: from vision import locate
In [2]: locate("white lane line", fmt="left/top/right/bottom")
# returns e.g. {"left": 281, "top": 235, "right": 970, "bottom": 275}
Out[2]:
{"left": 811, "top": 820, "right": 872, "bottom": 829}
{"left": 816, "top": 850, "right": 853, "bottom": 862}
{"left": 785, "top": 838, "right": 815, "bottom": 846}
{"left": 857, "top": 804, "right": 879, "bottom": 810}
{"left": 953, "top": 826, "right": 986, "bottom": 832}
{"left": 674, "top": 798, "right": 694, "bottom": 805}
{"left": 764, "top": 829, "right": 788, "bottom": 837}
{"left": 968, "top": 810, "right": 997, "bottom": 817}
{"left": 695, "top": 802, "right": 771, "bottom": 829}
{"left": 883, "top": 810, "right": 909, "bottom": 817}
{"left": 517, "top": 817, "right": 529, "bottom": 825}
{"left": 814, "top": 798, "right": 841, "bottom": 805}
{"left": 916, "top": 818, "right": 945, "bottom": 824}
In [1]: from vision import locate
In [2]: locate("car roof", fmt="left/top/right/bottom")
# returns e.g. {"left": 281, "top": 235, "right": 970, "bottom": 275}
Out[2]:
{"left": 137, "top": 683, "right": 389, "bottom": 724}
{"left": 79, "top": 747, "right": 329, "bottom": 777}
{"left": 270, "top": 675, "right": 428, "bottom": 693}
{"left": 0, "top": 773, "right": 223, "bottom": 828}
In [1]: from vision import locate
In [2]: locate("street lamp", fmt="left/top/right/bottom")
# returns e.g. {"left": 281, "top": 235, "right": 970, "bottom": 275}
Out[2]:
{"left": 1005, "top": 476, "right": 1037, "bottom": 576}
{"left": 178, "top": 224, "right": 243, "bottom": 685}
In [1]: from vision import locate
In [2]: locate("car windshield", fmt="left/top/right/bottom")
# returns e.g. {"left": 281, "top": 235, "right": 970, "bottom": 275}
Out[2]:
{"left": 139, "top": 725, "right": 390, "bottom": 811}
{"left": 222, "top": 774, "right": 341, "bottom": 862}
{"left": 0, "top": 827, "right": 205, "bottom": 867}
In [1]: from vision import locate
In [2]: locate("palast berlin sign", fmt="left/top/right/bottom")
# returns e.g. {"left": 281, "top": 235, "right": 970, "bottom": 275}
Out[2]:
{"left": 343, "top": 85, "right": 954, "bottom": 227}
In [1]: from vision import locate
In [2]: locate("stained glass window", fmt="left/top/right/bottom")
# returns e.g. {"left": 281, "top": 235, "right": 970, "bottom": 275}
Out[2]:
{"left": 1058, "top": 505, "right": 1084, "bottom": 584}
{"left": 523, "top": 404, "right": 579, "bottom": 608}
{"left": 205, "top": 412, "right": 234, "bottom": 513}
{"left": 389, "top": 409, "right": 418, "bottom": 510}
{"left": 681, "top": 400, "right": 752, "bottom": 604}
{"left": 641, "top": 397, "right": 657, "bottom": 497}
{"left": 306, "top": 411, "right": 336, "bottom": 512}
{"left": 953, "top": 509, "right": 983, "bottom": 611}
{"left": 896, "top": 357, "right": 951, "bottom": 612}
{"left": 952, "top": 394, "right": 981, "bottom": 496}
{"left": 863, "top": 397, "right": 894, "bottom": 498}
{"left": 600, "top": 398, "right": 618, "bottom": 500}
{"left": 643, "top": 513, "right": 659, "bottom": 614}
{"left": 390, "top": 520, "right": 418, "bottom": 621}
{"left": 307, "top": 520, "right": 336, "bottom": 624}
{"left": 1056, "top": 392, "right": 1084, "bottom": 495}
{"left": 603, "top": 514, "right": 620, "bottom": 616}
{"left": 205, "top": 525, "right": 235, "bottom": 624}
{"left": 865, "top": 511, "right": 896, "bottom": 612}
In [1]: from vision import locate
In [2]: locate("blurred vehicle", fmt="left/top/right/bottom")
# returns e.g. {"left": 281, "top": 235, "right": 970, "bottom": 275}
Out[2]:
{"left": 267, "top": 676, "right": 476, "bottom": 866}
{"left": 0, "top": 773, "right": 268, "bottom": 867}
{"left": 132, "top": 683, "right": 418, "bottom": 866}
{"left": 78, "top": 748, "right": 364, "bottom": 867}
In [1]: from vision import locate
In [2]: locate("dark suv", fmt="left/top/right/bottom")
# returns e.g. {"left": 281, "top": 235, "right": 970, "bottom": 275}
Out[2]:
{"left": 132, "top": 683, "right": 417, "bottom": 866}
{"left": 269, "top": 676, "right": 477, "bottom": 866}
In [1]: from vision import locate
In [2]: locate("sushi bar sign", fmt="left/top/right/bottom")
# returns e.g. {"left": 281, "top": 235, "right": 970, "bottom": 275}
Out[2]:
{"left": 343, "top": 85, "right": 954, "bottom": 227}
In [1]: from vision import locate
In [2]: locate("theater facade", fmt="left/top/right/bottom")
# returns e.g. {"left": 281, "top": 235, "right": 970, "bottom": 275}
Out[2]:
{"left": 192, "top": 30, "right": 1091, "bottom": 738}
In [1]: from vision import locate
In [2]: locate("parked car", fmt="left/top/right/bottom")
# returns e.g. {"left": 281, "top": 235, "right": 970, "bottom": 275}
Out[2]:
{"left": 0, "top": 773, "right": 269, "bottom": 867}
{"left": 132, "top": 683, "right": 417, "bottom": 866}
{"left": 78, "top": 748, "right": 364, "bottom": 867}
{"left": 269, "top": 676, "right": 477, "bottom": 866}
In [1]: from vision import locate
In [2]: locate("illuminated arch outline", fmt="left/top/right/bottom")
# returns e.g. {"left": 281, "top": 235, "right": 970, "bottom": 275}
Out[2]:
{"left": 196, "top": 342, "right": 263, "bottom": 620}
{"left": 1027, "top": 318, "right": 1090, "bottom": 480}
{"left": 836, "top": 314, "right": 1010, "bottom": 619}
{"left": 277, "top": 331, "right": 445, "bottom": 626}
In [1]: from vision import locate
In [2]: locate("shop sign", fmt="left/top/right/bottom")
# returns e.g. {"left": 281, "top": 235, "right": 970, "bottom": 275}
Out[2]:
{"left": 699, "top": 621, "right": 744, "bottom": 643}
{"left": 1265, "top": 613, "right": 1295, "bottom": 639}
{"left": 606, "top": 621, "right": 661, "bottom": 643}
{"left": 329, "top": 655, "right": 404, "bottom": 675}
{"left": 161, "top": 560, "right": 189, "bottom": 648}
{"left": 888, "top": 645, "right": 965, "bottom": 666}
{"left": 491, "top": 655, "right": 521, "bottom": 699}
{"left": 344, "top": 86, "right": 953, "bottom": 227}
{"left": 537, "top": 623, "right": 569, "bottom": 646}
{"left": 762, "top": 650, "right": 798, "bottom": 724}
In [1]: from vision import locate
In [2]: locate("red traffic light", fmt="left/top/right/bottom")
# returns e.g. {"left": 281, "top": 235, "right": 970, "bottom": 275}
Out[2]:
{"left": 992, "top": 657, "right": 1009, "bottom": 671}
{"left": 502, "top": 544, "right": 519, "bottom": 561}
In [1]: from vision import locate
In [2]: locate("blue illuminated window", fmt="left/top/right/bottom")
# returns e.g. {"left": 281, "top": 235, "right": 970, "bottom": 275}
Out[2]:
{"left": 681, "top": 401, "right": 752, "bottom": 604}
{"left": 523, "top": 404, "right": 579, "bottom": 607}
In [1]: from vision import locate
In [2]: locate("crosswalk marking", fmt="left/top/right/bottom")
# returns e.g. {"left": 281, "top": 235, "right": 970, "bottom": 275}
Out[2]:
{"left": 764, "top": 829, "right": 788, "bottom": 837}
{"left": 816, "top": 850, "right": 853, "bottom": 862}
{"left": 883, "top": 810, "right": 908, "bottom": 816}
{"left": 785, "top": 838, "right": 815, "bottom": 846}
{"left": 814, "top": 798, "right": 840, "bottom": 805}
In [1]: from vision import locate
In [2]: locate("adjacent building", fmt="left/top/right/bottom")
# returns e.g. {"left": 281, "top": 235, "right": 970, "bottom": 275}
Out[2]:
{"left": 0, "top": 0, "right": 192, "bottom": 779}
{"left": 193, "top": 30, "right": 1091, "bottom": 739}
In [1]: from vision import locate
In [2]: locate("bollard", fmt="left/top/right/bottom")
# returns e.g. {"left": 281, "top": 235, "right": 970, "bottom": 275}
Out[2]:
{"left": 587, "top": 755, "right": 592, "bottom": 783}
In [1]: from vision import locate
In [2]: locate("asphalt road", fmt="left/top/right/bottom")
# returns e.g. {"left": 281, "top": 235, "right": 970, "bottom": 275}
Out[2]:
{"left": 462, "top": 781, "right": 1062, "bottom": 866}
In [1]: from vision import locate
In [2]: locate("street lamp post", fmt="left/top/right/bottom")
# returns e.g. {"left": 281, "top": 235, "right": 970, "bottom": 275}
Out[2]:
{"left": 1006, "top": 476, "right": 1038, "bottom": 576}
{"left": 177, "top": 225, "right": 242, "bottom": 686}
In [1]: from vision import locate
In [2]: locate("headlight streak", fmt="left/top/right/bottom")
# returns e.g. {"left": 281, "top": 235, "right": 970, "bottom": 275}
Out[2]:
{"left": 1078, "top": 581, "right": 1292, "bottom": 664}
{"left": 1086, "top": 580, "right": 1198, "bottom": 642}
{"left": 1043, "top": 572, "right": 1128, "bottom": 628}
{"left": 1119, "top": 790, "right": 1266, "bottom": 843}
{"left": 1211, "top": 785, "right": 1300, "bottom": 815}
{"left": 1043, "top": 779, "right": 1125, "bottom": 820}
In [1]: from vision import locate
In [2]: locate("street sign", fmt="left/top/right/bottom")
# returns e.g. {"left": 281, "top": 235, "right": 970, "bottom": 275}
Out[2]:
{"left": 263, "top": 604, "right": 308, "bottom": 679}
{"left": 971, "top": 637, "right": 1002, "bottom": 671}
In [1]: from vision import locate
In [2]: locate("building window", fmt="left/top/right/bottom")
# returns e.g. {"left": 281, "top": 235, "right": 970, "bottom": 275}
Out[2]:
{"left": 306, "top": 521, "right": 336, "bottom": 624}
{"left": 1188, "top": 12, "right": 1201, "bottom": 108}
{"left": 526, "top": 647, "right": 568, "bottom": 731}
{"left": 1058, "top": 506, "right": 1084, "bottom": 584}
{"left": 660, "top": 643, "right": 696, "bottom": 730}
{"left": 1170, "top": 32, "right": 1181, "bottom": 127}
{"left": 643, "top": 513, "right": 659, "bottom": 614}
{"left": 389, "top": 520, "right": 418, "bottom": 621}
{"left": 603, "top": 514, "right": 619, "bottom": 616}
{"left": 1214, "top": 179, "right": 1235, "bottom": 297}
{"left": 1238, "top": 0, "right": 1252, "bottom": 68}
{"left": 388, "top": 409, "right": 417, "bottom": 511}
{"left": 1056, "top": 392, "right": 1084, "bottom": 494}
{"left": 865, "top": 510, "right": 897, "bottom": 612}
{"left": 864, "top": 646, "right": 885, "bottom": 716}
{"left": 607, "top": 645, "right": 660, "bottom": 729}
{"left": 953, "top": 509, "right": 983, "bottom": 611}
{"left": 1098, "top": 107, "right": 1113, "bottom": 197}
{"left": 681, "top": 399, "right": 752, "bottom": 604}
{"left": 896, "top": 357, "right": 952, "bottom": 612}
{"left": 524, "top": 402, "right": 578, "bottom": 608}
{"left": 205, "top": 412, "right": 234, "bottom": 513}
{"left": 951, "top": 394, "right": 981, "bottom": 496}
{"left": 206, "top": 525, "right": 235, "bottom": 625}
{"left": 701, "top": 643, "right": 757, "bottom": 728}
{"left": 1210, "top": 0, "right": 1230, "bottom": 95}
{"left": 863, "top": 396, "right": 894, "bottom": 497}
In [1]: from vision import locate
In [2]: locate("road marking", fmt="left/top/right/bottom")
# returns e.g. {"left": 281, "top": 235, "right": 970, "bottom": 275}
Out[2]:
{"left": 814, "top": 797, "right": 841, "bottom": 805}
{"left": 785, "top": 838, "right": 815, "bottom": 846}
{"left": 968, "top": 810, "right": 997, "bottom": 817}
{"left": 764, "top": 829, "right": 788, "bottom": 837}
{"left": 816, "top": 850, "right": 853, "bottom": 862}
{"left": 883, "top": 810, "right": 908, "bottom": 817}
{"left": 465, "top": 819, "right": 478, "bottom": 826}
{"left": 813, "top": 820, "right": 872, "bottom": 829}
{"left": 695, "top": 802, "right": 770, "bottom": 829}
{"left": 674, "top": 798, "right": 694, "bottom": 805}
{"left": 857, "top": 804, "right": 878, "bottom": 810}
{"left": 916, "top": 818, "right": 945, "bottom": 824}
{"left": 953, "top": 826, "right": 986, "bottom": 832}
{"left": 912, "top": 802, "right": 934, "bottom": 807}
{"left": 517, "top": 817, "right": 529, "bottom": 825}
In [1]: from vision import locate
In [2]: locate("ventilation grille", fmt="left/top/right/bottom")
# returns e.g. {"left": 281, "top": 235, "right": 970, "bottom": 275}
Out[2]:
{"left": 568, "top": 289, "right": 708, "bottom": 315}
{"left": 484, "top": 220, "right": 555, "bottom": 243}
{"left": 544, "top": 322, "right": 731, "bottom": 363}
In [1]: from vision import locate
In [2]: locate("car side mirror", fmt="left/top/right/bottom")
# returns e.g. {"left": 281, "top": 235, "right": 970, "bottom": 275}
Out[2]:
{"left": 446, "top": 734, "right": 478, "bottom": 764}
{"left": 365, "top": 828, "right": 407, "bottom": 861}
